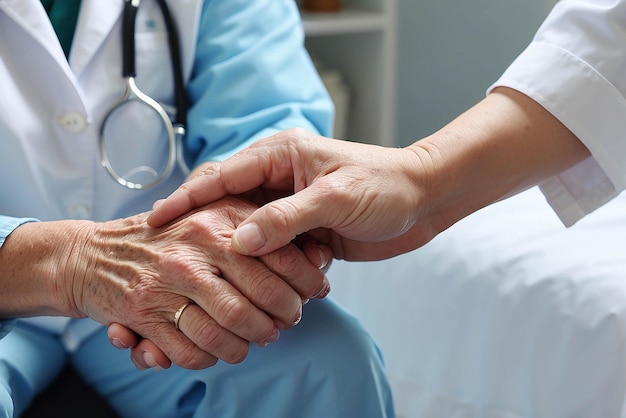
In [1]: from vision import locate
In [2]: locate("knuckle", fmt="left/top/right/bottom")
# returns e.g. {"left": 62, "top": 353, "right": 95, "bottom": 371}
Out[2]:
{"left": 264, "top": 201, "right": 299, "bottom": 233}
{"left": 169, "top": 340, "right": 210, "bottom": 370}
{"left": 330, "top": 180, "right": 357, "bottom": 202}
{"left": 199, "top": 162, "right": 220, "bottom": 177}
{"left": 267, "top": 244, "right": 301, "bottom": 277}
{"left": 186, "top": 317, "right": 249, "bottom": 365}
{"left": 223, "top": 343, "right": 249, "bottom": 365}
{"left": 158, "top": 249, "right": 219, "bottom": 289}
{"left": 193, "top": 318, "right": 228, "bottom": 351}
{"left": 215, "top": 296, "right": 249, "bottom": 330}
{"left": 176, "top": 350, "right": 218, "bottom": 370}
{"left": 282, "top": 126, "right": 308, "bottom": 141}
{"left": 184, "top": 215, "right": 213, "bottom": 238}
{"left": 158, "top": 250, "right": 191, "bottom": 276}
{"left": 263, "top": 204, "right": 291, "bottom": 226}
{"left": 264, "top": 244, "right": 326, "bottom": 298}
{"left": 248, "top": 272, "right": 286, "bottom": 310}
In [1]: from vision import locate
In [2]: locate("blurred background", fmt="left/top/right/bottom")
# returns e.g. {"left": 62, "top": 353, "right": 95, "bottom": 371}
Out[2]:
{"left": 299, "top": 0, "right": 559, "bottom": 147}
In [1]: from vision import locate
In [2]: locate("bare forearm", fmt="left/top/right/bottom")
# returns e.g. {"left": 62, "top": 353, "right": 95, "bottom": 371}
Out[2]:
{"left": 146, "top": 88, "right": 590, "bottom": 261}
{"left": 0, "top": 220, "right": 91, "bottom": 319}
{"left": 411, "top": 87, "right": 591, "bottom": 233}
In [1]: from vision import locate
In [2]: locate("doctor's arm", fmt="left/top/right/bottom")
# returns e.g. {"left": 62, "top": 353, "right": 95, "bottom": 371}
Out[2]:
{"left": 150, "top": 0, "right": 626, "bottom": 260}
{"left": 148, "top": 87, "right": 590, "bottom": 261}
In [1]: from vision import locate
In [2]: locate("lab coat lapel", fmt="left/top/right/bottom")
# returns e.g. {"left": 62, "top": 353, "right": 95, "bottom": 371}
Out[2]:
{"left": 0, "top": 0, "right": 123, "bottom": 80}
{"left": 70, "top": 0, "right": 124, "bottom": 77}
{"left": 0, "top": 0, "right": 67, "bottom": 68}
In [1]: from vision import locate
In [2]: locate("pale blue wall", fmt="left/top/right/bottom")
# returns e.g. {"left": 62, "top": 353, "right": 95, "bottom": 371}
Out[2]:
{"left": 396, "top": 0, "right": 555, "bottom": 146}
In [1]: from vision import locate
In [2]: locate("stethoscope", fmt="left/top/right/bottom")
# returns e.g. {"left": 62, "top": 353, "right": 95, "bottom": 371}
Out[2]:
{"left": 100, "top": 0, "right": 190, "bottom": 190}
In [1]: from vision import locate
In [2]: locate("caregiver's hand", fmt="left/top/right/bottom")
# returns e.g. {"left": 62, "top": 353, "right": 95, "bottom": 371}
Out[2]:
{"left": 148, "top": 128, "right": 430, "bottom": 261}
{"left": 148, "top": 88, "right": 591, "bottom": 262}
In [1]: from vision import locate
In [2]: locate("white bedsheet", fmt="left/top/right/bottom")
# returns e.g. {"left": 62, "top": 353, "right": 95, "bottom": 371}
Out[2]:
{"left": 327, "top": 187, "right": 626, "bottom": 418}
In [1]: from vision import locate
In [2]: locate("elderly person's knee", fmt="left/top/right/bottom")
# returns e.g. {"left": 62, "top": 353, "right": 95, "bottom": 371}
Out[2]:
{"left": 0, "top": 361, "right": 25, "bottom": 418}
{"left": 285, "top": 299, "right": 385, "bottom": 371}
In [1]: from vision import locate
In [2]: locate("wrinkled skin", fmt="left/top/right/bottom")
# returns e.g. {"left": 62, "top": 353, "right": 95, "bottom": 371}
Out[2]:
{"left": 67, "top": 196, "right": 329, "bottom": 369}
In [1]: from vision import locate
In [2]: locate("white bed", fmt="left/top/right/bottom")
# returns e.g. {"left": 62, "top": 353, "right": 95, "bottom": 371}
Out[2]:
{"left": 327, "top": 187, "right": 626, "bottom": 418}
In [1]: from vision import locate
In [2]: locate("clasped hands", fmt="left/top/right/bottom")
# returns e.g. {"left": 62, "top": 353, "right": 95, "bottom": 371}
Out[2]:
{"left": 108, "top": 127, "right": 429, "bottom": 370}
{"left": 102, "top": 193, "right": 331, "bottom": 371}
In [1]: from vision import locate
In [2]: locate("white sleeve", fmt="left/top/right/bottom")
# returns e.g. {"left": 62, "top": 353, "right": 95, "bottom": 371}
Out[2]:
{"left": 488, "top": 0, "right": 626, "bottom": 226}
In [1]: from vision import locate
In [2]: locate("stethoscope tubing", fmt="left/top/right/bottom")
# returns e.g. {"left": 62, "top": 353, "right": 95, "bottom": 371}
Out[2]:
{"left": 99, "top": 77, "right": 178, "bottom": 190}
{"left": 100, "top": 0, "right": 189, "bottom": 190}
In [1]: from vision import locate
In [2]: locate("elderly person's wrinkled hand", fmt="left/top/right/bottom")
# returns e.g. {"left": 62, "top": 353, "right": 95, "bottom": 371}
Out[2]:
{"left": 1, "top": 196, "right": 330, "bottom": 370}
{"left": 97, "top": 195, "right": 332, "bottom": 370}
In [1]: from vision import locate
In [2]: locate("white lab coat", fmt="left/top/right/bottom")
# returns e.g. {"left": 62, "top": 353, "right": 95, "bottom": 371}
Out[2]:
{"left": 0, "top": 0, "right": 200, "bottom": 224}
{"left": 0, "top": 0, "right": 203, "bottom": 345}
{"left": 490, "top": 0, "right": 626, "bottom": 226}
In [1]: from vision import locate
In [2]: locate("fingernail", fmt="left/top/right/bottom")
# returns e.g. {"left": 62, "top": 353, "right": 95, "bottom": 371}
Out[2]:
{"left": 131, "top": 356, "right": 148, "bottom": 371}
{"left": 292, "top": 305, "right": 303, "bottom": 327}
{"left": 268, "top": 327, "right": 280, "bottom": 343}
{"left": 258, "top": 328, "right": 280, "bottom": 347}
{"left": 317, "top": 247, "right": 328, "bottom": 270}
{"left": 232, "top": 223, "right": 264, "bottom": 254}
{"left": 314, "top": 279, "right": 331, "bottom": 299}
{"left": 110, "top": 338, "right": 130, "bottom": 350}
{"left": 143, "top": 351, "right": 162, "bottom": 372}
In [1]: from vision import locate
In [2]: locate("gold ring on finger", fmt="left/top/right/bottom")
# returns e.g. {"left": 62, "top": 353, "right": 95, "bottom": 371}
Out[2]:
{"left": 174, "top": 301, "right": 194, "bottom": 330}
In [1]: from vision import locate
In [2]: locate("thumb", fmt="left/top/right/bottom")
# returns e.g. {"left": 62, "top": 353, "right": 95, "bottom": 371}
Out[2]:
{"left": 231, "top": 187, "right": 332, "bottom": 256}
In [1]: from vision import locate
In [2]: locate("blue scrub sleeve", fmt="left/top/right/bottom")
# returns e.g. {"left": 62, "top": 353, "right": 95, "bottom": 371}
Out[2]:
{"left": 0, "top": 216, "right": 39, "bottom": 339}
{"left": 184, "top": 0, "right": 333, "bottom": 166}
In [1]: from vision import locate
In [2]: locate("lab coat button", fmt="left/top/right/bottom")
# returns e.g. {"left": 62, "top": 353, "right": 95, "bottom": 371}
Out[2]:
{"left": 59, "top": 112, "right": 88, "bottom": 132}
{"left": 68, "top": 204, "right": 90, "bottom": 219}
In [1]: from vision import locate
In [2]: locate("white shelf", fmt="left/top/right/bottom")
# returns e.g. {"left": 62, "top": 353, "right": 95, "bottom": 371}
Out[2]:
{"left": 301, "top": 2, "right": 397, "bottom": 147}
{"left": 302, "top": 10, "right": 386, "bottom": 36}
